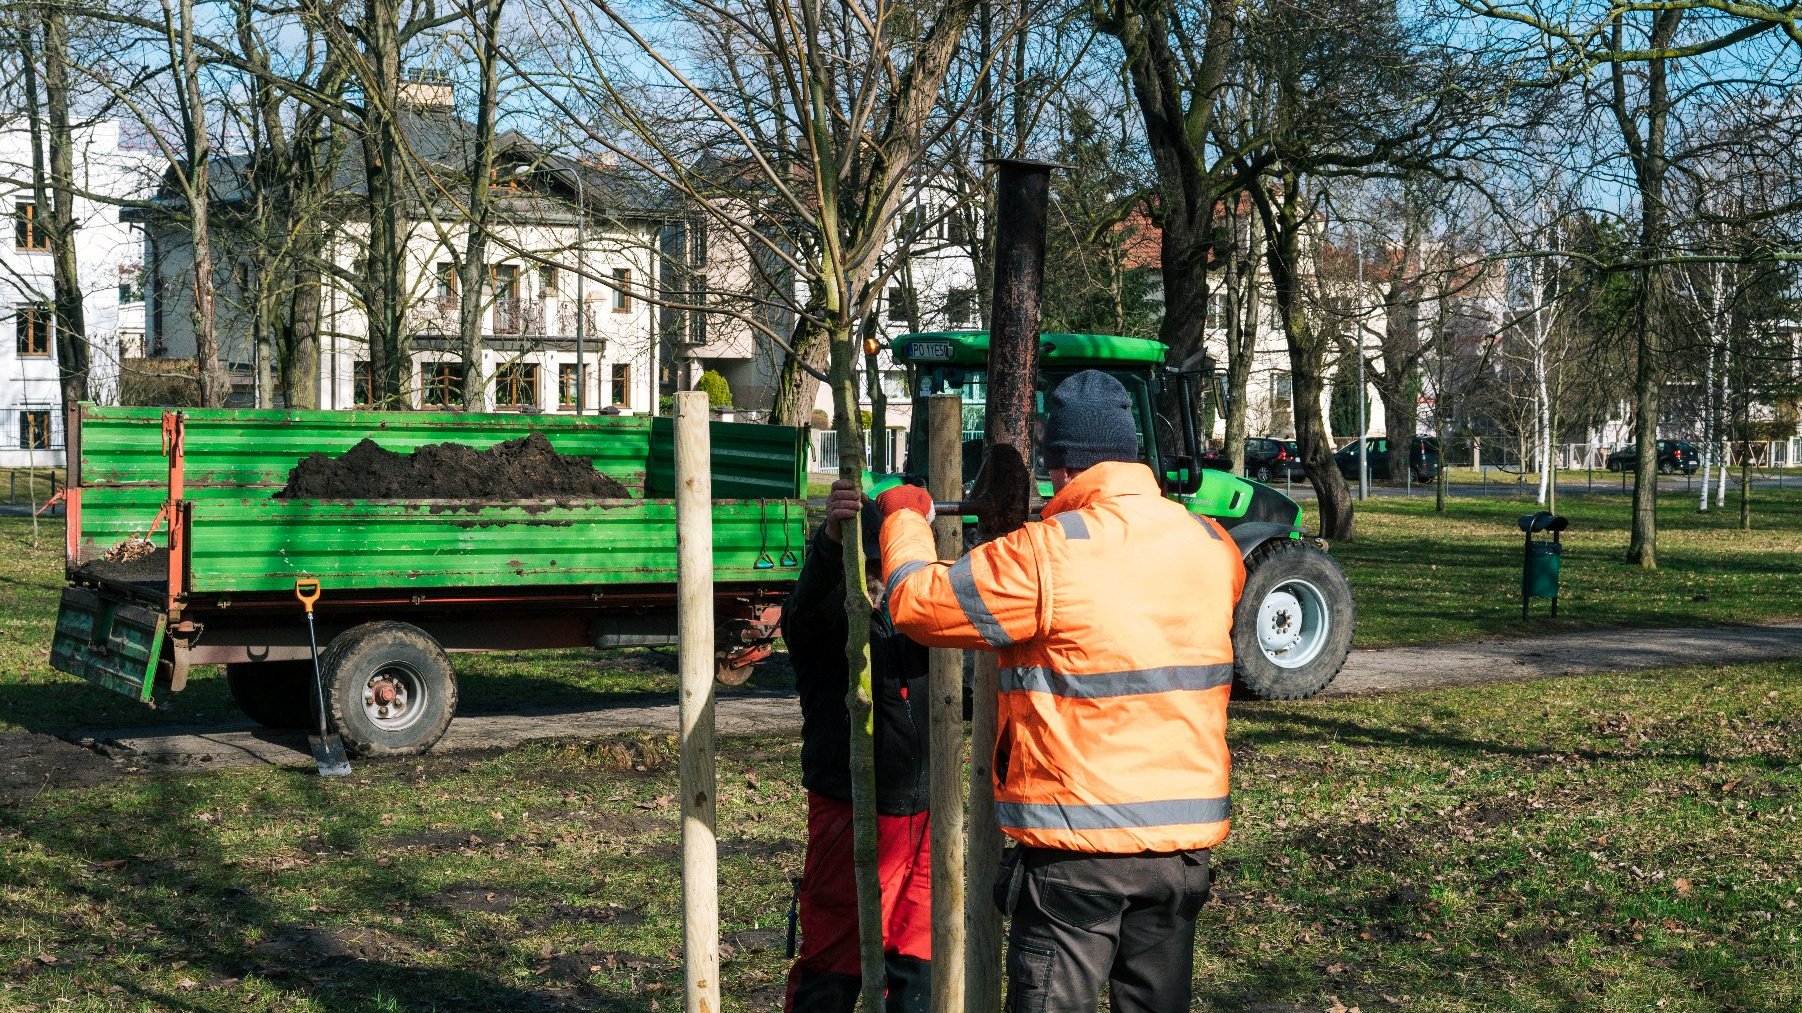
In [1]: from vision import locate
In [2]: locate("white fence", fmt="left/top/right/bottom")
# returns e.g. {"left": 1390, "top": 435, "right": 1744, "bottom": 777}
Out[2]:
{"left": 1438, "top": 437, "right": 1800, "bottom": 472}
{"left": 809, "top": 429, "right": 907, "bottom": 471}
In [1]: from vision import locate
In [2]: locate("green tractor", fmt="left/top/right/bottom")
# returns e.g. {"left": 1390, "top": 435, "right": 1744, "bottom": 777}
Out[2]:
{"left": 886, "top": 330, "right": 1354, "bottom": 700}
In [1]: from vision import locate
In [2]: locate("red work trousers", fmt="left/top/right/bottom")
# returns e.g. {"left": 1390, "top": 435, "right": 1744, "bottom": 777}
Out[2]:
{"left": 785, "top": 792, "right": 932, "bottom": 1013}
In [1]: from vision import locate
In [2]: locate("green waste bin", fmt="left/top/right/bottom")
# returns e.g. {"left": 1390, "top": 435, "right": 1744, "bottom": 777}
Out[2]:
{"left": 1518, "top": 512, "right": 1568, "bottom": 620}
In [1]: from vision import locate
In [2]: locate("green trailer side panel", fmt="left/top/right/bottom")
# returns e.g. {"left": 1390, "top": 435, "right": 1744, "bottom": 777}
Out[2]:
{"left": 645, "top": 418, "right": 807, "bottom": 499}
{"left": 185, "top": 498, "right": 809, "bottom": 593}
{"left": 79, "top": 405, "right": 654, "bottom": 489}
{"left": 50, "top": 587, "right": 166, "bottom": 703}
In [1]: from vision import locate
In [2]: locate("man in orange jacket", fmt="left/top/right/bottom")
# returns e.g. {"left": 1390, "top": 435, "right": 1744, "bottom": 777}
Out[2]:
{"left": 875, "top": 369, "right": 1245, "bottom": 1012}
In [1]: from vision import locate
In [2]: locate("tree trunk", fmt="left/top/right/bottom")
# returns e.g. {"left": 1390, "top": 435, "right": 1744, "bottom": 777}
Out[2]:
{"left": 179, "top": 0, "right": 226, "bottom": 407}
{"left": 772, "top": 315, "right": 829, "bottom": 426}
{"left": 1258, "top": 184, "right": 1354, "bottom": 539}
{"left": 826, "top": 311, "right": 884, "bottom": 1012}
{"left": 40, "top": 12, "right": 88, "bottom": 408}
{"left": 17, "top": 15, "right": 87, "bottom": 412}
{"left": 1219, "top": 211, "right": 1258, "bottom": 469}
{"left": 359, "top": 0, "right": 410, "bottom": 407}
{"left": 458, "top": 0, "right": 505, "bottom": 410}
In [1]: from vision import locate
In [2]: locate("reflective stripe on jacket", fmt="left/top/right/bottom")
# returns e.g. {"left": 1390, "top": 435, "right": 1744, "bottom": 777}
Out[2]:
{"left": 880, "top": 460, "right": 1245, "bottom": 854}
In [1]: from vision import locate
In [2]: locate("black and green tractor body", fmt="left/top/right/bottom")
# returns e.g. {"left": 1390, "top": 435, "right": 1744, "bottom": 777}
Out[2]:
{"left": 888, "top": 330, "right": 1354, "bottom": 699}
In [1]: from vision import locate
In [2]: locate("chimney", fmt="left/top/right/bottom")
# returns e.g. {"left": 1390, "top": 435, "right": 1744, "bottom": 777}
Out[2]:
{"left": 398, "top": 68, "right": 453, "bottom": 110}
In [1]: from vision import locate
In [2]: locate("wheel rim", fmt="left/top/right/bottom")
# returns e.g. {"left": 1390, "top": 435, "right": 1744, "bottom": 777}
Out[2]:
{"left": 363, "top": 662, "right": 428, "bottom": 732}
{"left": 1256, "top": 579, "right": 1331, "bottom": 670}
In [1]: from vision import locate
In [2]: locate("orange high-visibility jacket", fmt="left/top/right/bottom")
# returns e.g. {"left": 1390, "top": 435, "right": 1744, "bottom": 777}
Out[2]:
{"left": 881, "top": 460, "right": 1246, "bottom": 854}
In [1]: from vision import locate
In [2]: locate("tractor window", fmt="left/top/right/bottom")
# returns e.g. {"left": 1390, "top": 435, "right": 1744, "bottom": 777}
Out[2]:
{"left": 905, "top": 366, "right": 1158, "bottom": 480}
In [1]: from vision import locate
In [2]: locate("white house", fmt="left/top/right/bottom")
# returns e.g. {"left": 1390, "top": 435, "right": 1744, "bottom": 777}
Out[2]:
{"left": 137, "top": 77, "right": 666, "bottom": 416}
{"left": 0, "top": 118, "right": 149, "bottom": 466}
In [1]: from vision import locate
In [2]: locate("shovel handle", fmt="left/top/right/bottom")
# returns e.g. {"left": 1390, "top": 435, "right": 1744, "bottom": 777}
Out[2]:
{"left": 295, "top": 578, "right": 321, "bottom": 613}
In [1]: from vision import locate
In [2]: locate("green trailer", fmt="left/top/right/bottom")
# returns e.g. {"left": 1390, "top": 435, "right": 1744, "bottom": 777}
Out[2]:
{"left": 50, "top": 405, "right": 809, "bottom": 755}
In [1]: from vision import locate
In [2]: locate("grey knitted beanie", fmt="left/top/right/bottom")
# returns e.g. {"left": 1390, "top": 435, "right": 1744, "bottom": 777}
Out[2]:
{"left": 1042, "top": 370, "right": 1139, "bottom": 471}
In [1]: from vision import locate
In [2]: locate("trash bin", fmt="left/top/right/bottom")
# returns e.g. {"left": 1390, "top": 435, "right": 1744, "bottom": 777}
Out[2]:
{"left": 1517, "top": 511, "right": 1568, "bottom": 620}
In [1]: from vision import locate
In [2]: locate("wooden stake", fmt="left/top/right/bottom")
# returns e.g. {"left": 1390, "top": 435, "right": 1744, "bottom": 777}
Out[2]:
{"left": 926, "top": 393, "right": 966, "bottom": 1011}
{"left": 964, "top": 650, "right": 1003, "bottom": 1011}
{"left": 675, "top": 391, "right": 720, "bottom": 1013}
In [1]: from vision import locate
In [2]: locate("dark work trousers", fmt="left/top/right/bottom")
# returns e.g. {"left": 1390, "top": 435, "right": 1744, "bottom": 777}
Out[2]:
{"left": 1000, "top": 846, "right": 1210, "bottom": 1013}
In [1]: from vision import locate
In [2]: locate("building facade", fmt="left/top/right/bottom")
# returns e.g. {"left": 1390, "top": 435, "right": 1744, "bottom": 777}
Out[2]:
{"left": 0, "top": 118, "right": 149, "bottom": 466}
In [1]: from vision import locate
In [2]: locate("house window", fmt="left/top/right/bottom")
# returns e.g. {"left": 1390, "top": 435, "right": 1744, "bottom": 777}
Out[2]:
{"left": 18, "top": 410, "right": 52, "bottom": 450}
{"left": 492, "top": 265, "right": 520, "bottom": 332}
{"left": 612, "top": 268, "right": 631, "bottom": 311}
{"left": 352, "top": 361, "right": 375, "bottom": 407}
{"left": 945, "top": 288, "right": 975, "bottom": 327}
{"left": 494, "top": 362, "right": 540, "bottom": 410}
{"left": 609, "top": 362, "right": 630, "bottom": 406}
{"left": 490, "top": 164, "right": 523, "bottom": 190}
{"left": 16, "top": 304, "right": 51, "bottom": 357}
{"left": 558, "top": 363, "right": 586, "bottom": 410}
{"left": 421, "top": 362, "right": 466, "bottom": 408}
{"left": 887, "top": 286, "right": 914, "bottom": 324}
{"left": 1205, "top": 291, "right": 1232, "bottom": 330}
{"left": 1271, "top": 372, "right": 1293, "bottom": 418}
{"left": 539, "top": 265, "right": 557, "bottom": 295}
{"left": 435, "top": 262, "right": 458, "bottom": 301}
{"left": 14, "top": 202, "right": 48, "bottom": 251}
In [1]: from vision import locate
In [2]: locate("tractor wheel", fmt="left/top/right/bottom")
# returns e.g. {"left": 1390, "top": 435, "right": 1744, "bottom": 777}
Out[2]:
{"left": 1232, "top": 539, "right": 1355, "bottom": 700}
{"left": 320, "top": 622, "right": 457, "bottom": 757}
{"left": 225, "top": 661, "right": 315, "bottom": 730}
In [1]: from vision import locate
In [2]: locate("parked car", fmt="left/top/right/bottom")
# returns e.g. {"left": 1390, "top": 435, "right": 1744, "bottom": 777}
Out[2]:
{"left": 1243, "top": 436, "right": 1304, "bottom": 482}
{"left": 1606, "top": 440, "right": 1700, "bottom": 475}
{"left": 1334, "top": 436, "right": 1440, "bottom": 483}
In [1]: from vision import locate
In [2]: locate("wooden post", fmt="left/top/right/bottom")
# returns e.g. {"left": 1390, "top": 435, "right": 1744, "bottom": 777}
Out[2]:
{"left": 675, "top": 391, "right": 721, "bottom": 1013}
{"left": 926, "top": 393, "right": 966, "bottom": 1011}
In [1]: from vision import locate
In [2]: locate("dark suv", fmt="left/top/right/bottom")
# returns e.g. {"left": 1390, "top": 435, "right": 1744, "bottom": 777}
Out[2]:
{"left": 1242, "top": 437, "right": 1303, "bottom": 482}
{"left": 1335, "top": 436, "right": 1440, "bottom": 483}
{"left": 1606, "top": 440, "right": 1700, "bottom": 475}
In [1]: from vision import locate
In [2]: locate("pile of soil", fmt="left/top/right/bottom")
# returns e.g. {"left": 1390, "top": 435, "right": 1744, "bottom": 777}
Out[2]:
{"left": 75, "top": 545, "right": 170, "bottom": 588}
{"left": 277, "top": 432, "right": 631, "bottom": 501}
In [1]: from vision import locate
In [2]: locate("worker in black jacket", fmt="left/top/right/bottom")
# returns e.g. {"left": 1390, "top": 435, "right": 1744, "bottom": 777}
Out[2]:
{"left": 781, "top": 486, "right": 931, "bottom": 1013}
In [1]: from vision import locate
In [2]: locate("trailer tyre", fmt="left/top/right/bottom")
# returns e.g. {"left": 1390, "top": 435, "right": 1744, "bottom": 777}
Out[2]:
{"left": 1232, "top": 539, "right": 1355, "bottom": 701}
{"left": 321, "top": 622, "right": 457, "bottom": 757}
{"left": 225, "top": 661, "right": 315, "bottom": 730}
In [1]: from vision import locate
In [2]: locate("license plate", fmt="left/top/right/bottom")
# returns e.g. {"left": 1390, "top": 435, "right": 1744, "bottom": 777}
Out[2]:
{"left": 908, "top": 340, "right": 954, "bottom": 361}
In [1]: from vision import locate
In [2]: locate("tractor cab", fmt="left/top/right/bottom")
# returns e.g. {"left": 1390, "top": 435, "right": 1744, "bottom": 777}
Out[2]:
{"left": 891, "top": 330, "right": 1304, "bottom": 547}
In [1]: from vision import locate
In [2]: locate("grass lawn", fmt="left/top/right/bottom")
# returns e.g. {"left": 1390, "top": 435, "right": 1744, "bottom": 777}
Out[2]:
{"left": 3, "top": 661, "right": 1798, "bottom": 1011}
{"left": 1331, "top": 487, "right": 1802, "bottom": 647}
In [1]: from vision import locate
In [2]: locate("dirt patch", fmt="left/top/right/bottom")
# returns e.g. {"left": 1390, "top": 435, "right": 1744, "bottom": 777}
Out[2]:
{"left": 277, "top": 432, "right": 631, "bottom": 501}
{"left": 0, "top": 731, "right": 125, "bottom": 804}
{"left": 253, "top": 925, "right": 411, "bottom": 967}
{"left": 520, "top": 901, "right": 644, "bottom": 930}
{"left": 438, "top": 885, "right": 523, "bottom": 914}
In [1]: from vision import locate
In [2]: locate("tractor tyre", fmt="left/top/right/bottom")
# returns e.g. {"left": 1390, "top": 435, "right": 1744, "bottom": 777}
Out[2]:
{"left": 1232, "top": 539, "right": 1355, "bottom": 700}
{"left": 320, "top": 622, "right": 457, "bottom": 757}
{"left": 225, "top": 661, "right": 315, "bottom": 730}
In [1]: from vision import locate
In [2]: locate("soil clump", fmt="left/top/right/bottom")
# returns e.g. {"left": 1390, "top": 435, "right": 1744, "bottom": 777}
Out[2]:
{"left": 74, "top": 546, "right": 171, "bottom": 588}
{"left": 277, "top": 432, "right": 631, "bottom": 500}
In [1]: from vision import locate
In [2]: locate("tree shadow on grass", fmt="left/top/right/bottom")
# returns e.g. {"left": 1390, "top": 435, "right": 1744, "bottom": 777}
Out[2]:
{"left": 2, "top": 770, "right": 681, "bottom": 1012}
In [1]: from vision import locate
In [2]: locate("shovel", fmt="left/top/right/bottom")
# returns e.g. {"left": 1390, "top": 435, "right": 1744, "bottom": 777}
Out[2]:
{"left": 296, "top": 578, "right": 352, "bottom": 777}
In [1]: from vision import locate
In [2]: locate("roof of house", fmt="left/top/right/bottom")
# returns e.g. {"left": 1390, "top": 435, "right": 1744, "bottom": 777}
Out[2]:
{"left": 130, "top": 103, "right": 670, "bottom": 224}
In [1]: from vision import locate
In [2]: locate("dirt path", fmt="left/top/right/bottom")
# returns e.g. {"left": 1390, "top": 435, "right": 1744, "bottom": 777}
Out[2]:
{"left": 15, "top": 621, "right": 1802, "bottom": 784}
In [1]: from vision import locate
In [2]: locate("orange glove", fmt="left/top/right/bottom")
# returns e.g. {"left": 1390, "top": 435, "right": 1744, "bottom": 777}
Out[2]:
{"left": 875, "top": 484, "right": 935, "bottom": 523}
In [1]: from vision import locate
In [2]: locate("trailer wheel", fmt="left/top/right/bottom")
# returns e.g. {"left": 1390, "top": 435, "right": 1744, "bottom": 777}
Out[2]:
{"left": 1232, "top": 539, "right": 1355, "bottom": 700}
{"left": 320, "top": 622, "right": 457, "bottom": 757}
{"left": 225, "top": 661, "right": 314, "bottom": 730}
